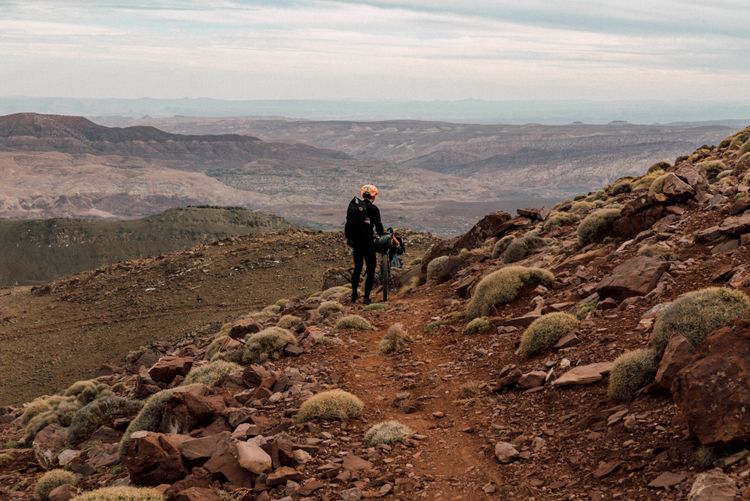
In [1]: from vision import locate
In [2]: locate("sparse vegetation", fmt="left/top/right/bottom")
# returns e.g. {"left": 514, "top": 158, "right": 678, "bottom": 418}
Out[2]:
{"left": 320, "top": 285, "right": 351, "bottom": 300}
{"left": 647, "top": 161, "right": 670, "bottom": 173}
{"left": 243, "top": 327, "right": 297, "bottom": 363}
{"left": 577, "top": 208, "right": 621, "bottom": 246}
{"left": 296, "top": 389, "right": 364, "bottom": 421}
{"left": 68, "top": 396, "right": 143, "bottom": 444}
{"left": 576, "top": 298, "right": 598, "bottom": 320}
{"left": 608, "top": 348, "right": 658, "bottom": 401}
{"left": 364, "top": 302, "right": 389, "bottom": 311}
{"left": 378, "top": 323, "right": 413, "bottom": 355}
{"left": 608, "top": 177, "right": 633, "bottom": 195}
{"left": 543, "top": 213, "right": 576, "bottom": 232}
{"left": 492, "top": 235, "right": 515, "bottom": 258}
{"left": 693, "top": 446, "right": 717, "bottom": 468}
{"left": 426, "top": 256, "right": 450, "bottom": 281}
{"left": 696, "top": 159, "right": 727, "bottom": 179}
{"left": 519, "top": 313, "right": 579, "bottom": 357}
{"left": 318, "top": 301, "right": 344, "bottom": 317}
{"left": 22, "top": 395, "right": 81, "bottom": 443}
{"left": 335, "top": 315, "right": 373, "bottom": 331}
{"left": 464, "top": 317, "right": 492, "bottom": 334}
{"left": 64, "top": 379, "right": 108, "bottom": 404}
{"left": 501, "top": 235, "right": 546, "bottom": 263}
{"left": 424, "top": 311, "right": 466, "bottom": 333}
{"left": 206, "top": 335, "right": 243, "bottom": 363}
{"left": 637, "top": 243, "right": 676, "bottom": 261}
{"left": 183, "top": 360, "right": 242, "bottom": 387}
{"left": 570, "top": 201, "right": 594, "bottom": 213}
{"left": 648, "top": 173, "right": 669, "bottom": 198}
{"left": 36, "top": 469, "right": 77, "bottom": 500}
{"left": 71, "top": 486, "right": 165, "bottom": 501}
{"left": 277, "top": 314, "right": 302, "bottom": 329}
{"left": 466, "top": 266, "right": 555, "bottom": 319}
{"left": 650, "top": 287, "right": 750, "bottom": 352}
{"left": 0, "top": 453, "right": 11, "bottom": 466}
{"left": 364, "top": 420, "right": 412, "bottom": 446}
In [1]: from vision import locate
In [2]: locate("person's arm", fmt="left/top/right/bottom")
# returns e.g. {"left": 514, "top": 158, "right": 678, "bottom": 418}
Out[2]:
{"left": 371, "top": 205, "right": 385, "bottom": 236}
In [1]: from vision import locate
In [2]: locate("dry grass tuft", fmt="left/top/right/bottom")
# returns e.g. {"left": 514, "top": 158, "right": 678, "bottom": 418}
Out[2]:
{"left": 607, "top": 348, "right": 658, "bottom": 401}
{"left": 426, "top": 256, "right": 450, "bottom": 281}
{"left": 577, "top": 208, "right": 621, "bottom": 246}
{"left": 466, "top": 266, "right": 554, "bottom": 319}
{"left": 243, "top": 327, "right": 297, "bottom": 363}
{"left": 464, "top": 317, "right": 492, "bottom": 334}
{"left": 71, "top": 486, "right": 165, "bottom": 501}
{"left": 296, "top": 389, "right": 364, "bottom": 421}
{"left": 277, "top": 314, "right": 303, "bottom": 329}
{"left": 335, "top": 315, "right": 373, "bottom": 331}
{"left": 36, "top": 469, "right": 77, "bottom": 500}
{"left": 378, "top": 323, "right": 413, "bottom": 355}
{"left": 519, "top": 313, "right": 579, "bottom": 357}
{"left": 183, "top": 360, "right": 242, "bottom": 387}
{"left": 318, "top": 300, "right": 344, "bottom": 317}
{"left": 68, "top": 396, "right": 143, "bottom": 444}
{"left": 364, "top": 420, "right": 412, "bottom": 446}
{"left": 492, "top": 235, "right": 515, "bottom": 258}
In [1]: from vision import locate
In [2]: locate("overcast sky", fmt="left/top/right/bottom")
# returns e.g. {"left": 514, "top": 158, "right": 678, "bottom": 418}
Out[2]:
{"left": 1, "top": 0, "right": 749, "bottom": 101}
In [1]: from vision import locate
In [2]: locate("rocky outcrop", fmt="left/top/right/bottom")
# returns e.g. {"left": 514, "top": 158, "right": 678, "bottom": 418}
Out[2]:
{"left": 672, "top": 320, "right": 750, "bottom": 445}
{"left": 148, "top": 356, "right": 193, "bottom": 384}
{"left": 596, "top": 256, "right": 668, "bottom": 301}
{"left": 122, "top": 431, "right": 190, "bottom": 485}
{"left": 655, "top": 335, "right": 693, "bottom": 390}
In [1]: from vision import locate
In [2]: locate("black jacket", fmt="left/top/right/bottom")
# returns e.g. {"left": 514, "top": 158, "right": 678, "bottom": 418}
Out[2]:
{"left": 363, "top": 199, "right": 384, "bottom": 241}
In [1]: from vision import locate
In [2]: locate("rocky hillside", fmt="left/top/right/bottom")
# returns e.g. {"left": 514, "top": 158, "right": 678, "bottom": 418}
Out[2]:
{"left": 0, "top": 207, "right": 295, "bottom": 285}
{"left": 1, "top": 127, "right": 750, "bottom": 499}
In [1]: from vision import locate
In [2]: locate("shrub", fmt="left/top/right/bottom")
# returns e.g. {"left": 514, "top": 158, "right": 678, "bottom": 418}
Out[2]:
{"left": 502, "top": 235, "right": 545, "bottom": 263}
{"left": 378, "top": 323, "right": 412, "bottom": 355}
{"left": 519, "top": 313, "right": 579, "bottom": 357}
{"left": 648, "top": 173, "right": 669, "bottom": 197}
{"left": 206, "top": 336, "right": 243, "bottom": 363}
{"left": 364, "top": 302, "right": 389, "bottom": 311}
{"left": 364, "top": 420, "right": 412, "bottom": 446}
{"left": 608, "top": 178, "right": 633, "bottom": 195}
{"left": 607, "top": 348, "right": 658, "bottom": 401}
{"left": 296, "top": 389, "right": 364, "bottom": 421}
{"left": 21, "top": 398, "right": 54, "bottom": 425}
{"left": 466, "top": 266, "right": 554, "bottom": 319}
{"left": 492, "top": 235, "right": 515, "bottom": 259}
{"left": 650, "top": 287, "right": 750, "bottom": 352}
{"left": 36, "top": 469, "right": 77, "bottom": 500}
{"left": 243, "top": 327, "right": 297, "bottom": 364}
{"left": 64, "top": 379, "right": 107, "bottom": 404}
{"left": 637, "top": 243, "right": 676, "bottom": 261}
{"left": 71, "top": 486, "right": 165, "bottom": 501}
{"left": 741, "top": 138, "right": 750, "bottom": 156}
{"left": 696, "top": 160, "right": 727, "bottom": 179}
{"left": 647, "top": 161, "right": 670, "bottom": 174}
{"left": 318, "top": 301, "right": 343, "bottom": 317}
{"left": 277, "top": 314, "right": 302, "bottom": 329}
{"left": 575, "top": 299, "right": 598, "bottom": 320}
{"left": 424, "top": 311, "right": 465, "bottom": 333}
{"left": 632, "top": 173, "right": 662, "bottom": 191}
{"left": 426, "top": 256, "right": 450, "bottom": 281}
{"left": 577, "top": 208, "right": 621, "bottom": 246}
{"left": 464, "top": 317, "right": 492, "bottom": 334}
{"left": 335, "top": 315, "right": 373, "bottom": 331}
{"left": 320, "top": 286, "right": 351, "bottom": 300}
{"left": 23, "top": 396, "right": 81, "bottom": 443}
{"left": 0, "top": 452, "right": 11, "bottom": 466}
{"left": 543, "top": 213, "right": 576, "bottom": 232}
{"left": 570, "top": 201, "right": 593, "bottom": 213}
{"left": 119, "top": 385, "right": 201, "bottom": 455}
{"left": 68, "top": 396, "right": 143, "bottom": 444}
{"left": 183, "top": 361, "right": 242, "bottom": 387}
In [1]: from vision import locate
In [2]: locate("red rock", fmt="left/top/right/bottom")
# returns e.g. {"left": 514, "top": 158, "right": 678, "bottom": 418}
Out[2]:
{"left": 655, "top": 335, "right": 693, "bottom": 390}
{"left": 672, "top": 321, "right": 750, "bottom": 445}
{"left": 517, "top": 371, "right": 546, "bottom": 390}
{"left": 342, "top": 454, "right": 373, "bottom": 471}
{"left": 612, "top": 197, "right": 666, "bottom": 239}
{"left": 148, "top": 356, "right": 193, "bottom": 384}
{"left": 181, "top": 432, "right": 230, "bottom": 461}
{"left": 33, "top": 423, "right": 68, "bottom": 469}
{"left": 596, "top": 256, "right": 668, "bottom": 300}
{"left": 48, "top": 484, "right": 77, "bottom": 501}
{"left": 173, "top": 487, "right": 223, "bottom": 501}
{"left": 203, "top": 439, "right": 254, "bottom": 488}
{"left": 122, "top": 431, "right": 190, "bottom": 486}
{"left": 161, "top": 384, "right": 225, "bottom": 434}
{"left": 675, "top": 165, "right": 707, "bottom": 190}
{"left": 688, "top": 469, "right": 738, "bottom": 501}
{"left": 266, "top": 466, "right": 303, "bottom": 486}
{"left": 660, "top": 173, "right": 695, "bottom": 200}
{"left": 719, "top": 212, "right": 750, "bottom": 235}
{"left": 227, "top": 317, "right": 262, "bottom": 339}
{"left": 242, "top": 365, "right": 276, "bottom": 389}
{"left": 648, "top": 471, "right": 686, "bottom": 489}
{"left": 553, "top": 362, "right": 613, "bottom": 386}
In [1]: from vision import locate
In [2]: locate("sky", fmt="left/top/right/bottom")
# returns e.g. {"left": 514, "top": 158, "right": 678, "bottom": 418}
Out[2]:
{"left": 0, "top": 0, "right": 749, "bottom": 101}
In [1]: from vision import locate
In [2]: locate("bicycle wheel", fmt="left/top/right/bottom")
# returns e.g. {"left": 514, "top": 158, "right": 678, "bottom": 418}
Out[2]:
{"left": 381, "top": 254, "right": 389, "bottom": 302}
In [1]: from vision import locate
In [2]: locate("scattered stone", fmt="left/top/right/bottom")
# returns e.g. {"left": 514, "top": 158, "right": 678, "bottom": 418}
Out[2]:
{"left": 654, "top": 335, "right": 693, "bottom": 390}
{"left": 267, "top": 466, "right": 303, "bottom": 486}
{"left": 518, "top": 371, "right": 547, "bottom": 390}
{"left": 236, "top": 440, "right": 273, "bottom": 474}
{"left": 339, "top": 487, "right": 363, "bottom": 501}
{"left": 494, "top": 442, "right": 519, "bottom": 463}
{"left": 57, "top": 449, "right": 81, "bottom": 467}
{"left": 688, "top": 469, "right": 738, "bottom": 501}
{"left": 593, "top": 461, "right": 620, "bottom": 479}
{"left": 596, "top": 256, "right": 667, "bottom": 300}
{"left": 553, "top": 333, "right": 579, "bottom": 349}
{"left": 148, "top": 356, "right": 193, "bottom": 384}
{"left": 33, "top": 423, "right": 68, "bottom": 469}
{"left": 48, "top": 484, "right": 78, "bottom": 501}
{"left": 174, "top": 487, "right": 223, "bottom": 501}
{"left": 719, "top": 212, "right": 750, "bottom": 235}
{"left": 648, "top": 471, "right": 686, "bottom": 489}
{"left": 123, "top": 431, "right": 190, "bottom": 486}
{"left": 553, "top": 362, "right": 613, "bottom": 386}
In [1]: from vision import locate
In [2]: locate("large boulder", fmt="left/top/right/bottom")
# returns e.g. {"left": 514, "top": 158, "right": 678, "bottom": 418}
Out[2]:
{"left": 675, "top": 165, "right": 708, "bottom": 191}
{"left": 161, "top": 384, "right": 226, "bottom": 433}
{"left": 659, "top": 173, "right": 695, "bottom": 201}
{"left": 33, "top": 423, "right": 68, "bottom": 469}
{"left": 719, "top": 212, "right": 750, "bottom": 236}
{"left": 148, "top": 356, "right": 193, "bottom": 384}
{"left": 688, "top": 469, "right": 738, "bottom": 501}
{"left": 596, "top": 256, "right": 668, "bottom": 301}
{"left": 122, "top": 431, "right": 190, "bottom": 485}
{"left": 672, "top": 320, "right": 750, "bottom": 445}
{"left": 612, "top": 196, "right": 667, "bottom": 239}
{"left": 654, "top": 335, "right": 693, "bottom": 390}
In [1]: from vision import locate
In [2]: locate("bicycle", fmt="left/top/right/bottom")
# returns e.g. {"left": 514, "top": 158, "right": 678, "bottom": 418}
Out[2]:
{"left": 374, "top": 228, "right": 404, "bottom": 302}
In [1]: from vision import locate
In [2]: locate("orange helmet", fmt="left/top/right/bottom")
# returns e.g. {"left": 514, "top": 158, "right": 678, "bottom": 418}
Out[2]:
{"left": 360, "top": 184, "right": 379, "bottom": 200}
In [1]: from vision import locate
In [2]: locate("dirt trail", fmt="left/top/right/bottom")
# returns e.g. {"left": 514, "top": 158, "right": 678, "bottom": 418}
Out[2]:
{"left": 325, "top": 290, "right": 504, "bottom": 499}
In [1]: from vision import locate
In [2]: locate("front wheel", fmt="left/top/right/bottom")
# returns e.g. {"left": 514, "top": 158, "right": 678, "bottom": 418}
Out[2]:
{"left": 381, "top": 254, "right": 390, "bottom": 302}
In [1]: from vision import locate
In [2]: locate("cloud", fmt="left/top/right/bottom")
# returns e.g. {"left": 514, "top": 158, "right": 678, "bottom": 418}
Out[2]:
{"left": 0, "top": 0, "right": 748, "bottom": 101}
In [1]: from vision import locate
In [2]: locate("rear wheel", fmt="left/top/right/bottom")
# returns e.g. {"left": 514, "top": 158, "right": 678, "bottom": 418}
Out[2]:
{"left": 381, "top": 254, "right": 390, "bottom": 302}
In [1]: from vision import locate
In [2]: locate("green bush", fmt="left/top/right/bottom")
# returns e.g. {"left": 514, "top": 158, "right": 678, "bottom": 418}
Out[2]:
{"left": 319, "top": 285, "right": 351, "bottom": 300}
{"left": 36, "top": 469, "right": 77, "bottom": 500}
{"left": 464, "top": 317, "right": 492, "bottom": 334}
{"left": 0, "top": 452, "right": 11, "bottom": 466}
{"left": 183, "top": 361, "right": 242, "bottom": 387}
{"left": 502, "top": 235, "right": 545, "bottom": 263}
{"left": 426, "top": 256, "right": 450, "bottom": 281}
{"left": 466, "top": 266, "right": 555, "bottom": 319}
{"left": 64, "top": 379, "right": 108, "bottom": 404}
{"left": 492, "top": 235, "right": 515, "bottom": 259}
{"left": 68, "top": 396, "right": 143, "bottom": 444}
{"left": 543, "top": 213, "right": 576, "bottom": 232}
{"left": 519, "top": 313, "right": 579, "bottom": 357}
{"left": 277, "top": 314, "right": 302, "bottom": 329}
{"left": 647, "top": 161, "right": 670, "bottom": 174}
{"left": 318, "top": 300, "right": 343, "bottom": 317}
{"left": 650, "top": 287, "right": 750, "bottom": 352}
{"left": 364, "top": 420, "right": 412, "bottom": 446}
{"left": 577, "top": 208, "right": 621, "bottom": 246}
{"left": 243, "top": 327, "right": 297, "bottom": 363}
{"left": 364, "top": 302, "right": 389, "bottom": 311}
{"left": 608, "top": 177, "right": 633, "bottom": 195}
{"left": 23, "top": 396, "right": 81, "bottom": 443}
{"left": 296, "top": 389, "right": 364, "bottom": 421}
{"left": 570, "top": 201, "right": 594, "bottom": 213}
{"left": 607, "top": 349, "right": 658, "bottom": 401}
{"left": 71, "top": 486, "right": 165, "bottom": 501}
{"left": 378, "top": 323, "right": 413, "bottom": 355}
{"left": 696, "top": 160, "right": 727, "bottom": 179}
{"left": 335, "top": 315, "right": 373, "bottom": 331}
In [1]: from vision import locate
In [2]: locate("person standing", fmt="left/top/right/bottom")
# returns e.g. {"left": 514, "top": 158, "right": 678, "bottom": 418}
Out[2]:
{"left": 345, "top": 184, "right": 384, "bottom": 305}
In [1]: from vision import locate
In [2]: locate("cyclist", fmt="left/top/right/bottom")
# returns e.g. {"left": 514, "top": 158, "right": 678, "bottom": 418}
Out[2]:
{"left": 347, "top": 184, "right": 384, "bottom": 305}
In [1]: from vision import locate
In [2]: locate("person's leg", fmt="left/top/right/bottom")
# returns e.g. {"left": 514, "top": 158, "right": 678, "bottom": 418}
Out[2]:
{"left": 363, "top": 248, "right": 377, "bottom": 301}
{"left": 351, "top": 246, "right": 363, "bottom": 301}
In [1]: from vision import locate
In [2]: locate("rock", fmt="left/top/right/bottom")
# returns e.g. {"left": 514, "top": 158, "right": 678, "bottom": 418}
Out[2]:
{"left": 648, "top": 471, "right": 686, "bottom": 489}
{"left": 86, "top": 443, "right": 119, "bottom": 469}
{"left": 675, "top": 165, "right": 707, "bottom": 190}
{"left": 553, "top": 333, "right": 579, "bottom": 349}
{"left": 655, "top": 335, "right": 694, "bottom": 390}
{"left": 299, "top": 479, "right": 325, "bottom": 496}
{"left": 518, "top": 371, "right": 547, "bottom": 390}
{"left": 122, "top": 431, "right": 190, "bottom": 486}
{"left": 719, "top": 212, "right": 750, "bottom": 235}
{"left": 181, "top": 433, "right": 230, "bottom": 461}
{"left": 57, "top": 449, "right": 81, "bottom": 467}
{"left": 284, "top": 344, "right": 305, "bottom": 356}
{"left": 173, "top": 487, "right": 223, "bottom": 501}
{"left": 33, "top": 423, "right": 68, "bottom": 469}
{"left": 203, "top": 438, "right": 254, "bottom": 488}
{"left": 688, "top": 469, "right": 738, "bottom": 501}
{"left": 48, "top": 484, "right": 78, "bottom": 501}
{"left": 236, "top": 440, "right": 272, "bottom": 474}
{"left": 494, "top": 442, "right": 519, "bottom": 463}
{"left": 160, "top": 384, "right": 226, "bottom": 434}
{"left": 593, "top": 461, "right": 620, "bottom": 479}
{"left": 267, "top": 466, "right": 303, "bottom": 486}
{"left": 227, "top": 317, "right": 262, "bottom": 339}
{"left": 660, "top": 173, "right": 695, "bottom": 200}
{"left": 672, "top": 320, "right": 750, "bottom": 445}
{"left": 430, "top": 256, "right": 466, "bottom": 284}
{"left": 493, "top": 368, "right": 522, "bottom": 392}
{"left": 613, "top": 197, "right": 667, "bottom": 239}
{"left": 339, "top": 487, "right": 363, "bottom": 501}
{"left": 517, "top": 207, "right": 550, "bottom": 221}
{"left": 596, "top": 256, "right": 668, "bottom": 300}
{"left": 242, "top": 364, "right": 276, "bottom": 389}
{"left": 148, "top": 356, "right": 193, "bottom": 384}
{"left": 342, "top": 454, "right": 372, "bottom": 472}
{"left": 712, "top": 238, "right": 740, "bottom": 254}
{"left": 553, "top": 362, "right": 613, "bottom": 386}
